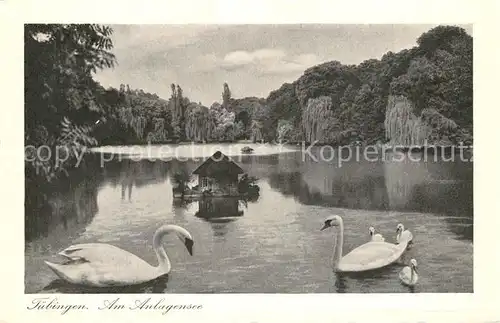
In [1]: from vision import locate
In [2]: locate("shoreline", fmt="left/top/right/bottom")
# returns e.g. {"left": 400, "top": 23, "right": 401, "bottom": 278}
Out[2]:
{"left": 90, "top": 141, "right": 474, "bottom": 153}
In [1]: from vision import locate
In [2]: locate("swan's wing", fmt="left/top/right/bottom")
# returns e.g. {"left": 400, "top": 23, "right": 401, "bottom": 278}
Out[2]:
{"left": 46, "top": 259, "right": 157, "bottom": 287}
{"left": 58, "top": 243, "right": 151, "bottom": 268}
{"left": 399, "top": 266, "right": 411, "bottom": 281}
{"left": 373, "top": 234, "right": 385, "bottom": 242}
{"left": 338, "top": 242, "right": 405, "bottom": 272}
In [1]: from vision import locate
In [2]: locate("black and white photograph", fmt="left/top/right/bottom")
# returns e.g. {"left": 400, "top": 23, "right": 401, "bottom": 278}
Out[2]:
{"left": 24, "top": 23, "right": 473, "bottom": 295}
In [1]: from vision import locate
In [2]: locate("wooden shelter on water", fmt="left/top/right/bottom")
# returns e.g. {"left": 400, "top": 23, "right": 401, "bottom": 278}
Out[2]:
{"left": 172, "top": 151, "right": 261, "bottom": 199}
{"left": 192, "top": 151, "right": 244, "bottom": 196}
{"left": 169, "top": 151, "right": 244, "bottom": 199}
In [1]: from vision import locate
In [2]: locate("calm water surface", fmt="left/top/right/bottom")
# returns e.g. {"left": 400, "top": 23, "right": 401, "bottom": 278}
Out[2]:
{"left": 25, "top": 144, "right": 473, "bottom": 293}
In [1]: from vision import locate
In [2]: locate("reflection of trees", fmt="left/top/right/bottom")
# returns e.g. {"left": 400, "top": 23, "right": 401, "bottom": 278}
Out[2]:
{"left": 267, "top": 158, "right": 473, "bottom": 241}
{"left": 383, "top": 155, "right": 473, "bottom": 241}
{"left": 237, "top": 154, "right": 280, "bottom": 178}
{"left": 267, "top": 172, "right": 389, "bottom": 210}
{"left": 411, "top": 180, "right": 473, "bottom": 241}
{"left": 25, "top": 177, "right": 100, "bottom": 242}
{"left": 383, "top": 154, "right": 431, "bottom": 210}
{"left": 103, "top": 159, "right": 173, "bottom": 200}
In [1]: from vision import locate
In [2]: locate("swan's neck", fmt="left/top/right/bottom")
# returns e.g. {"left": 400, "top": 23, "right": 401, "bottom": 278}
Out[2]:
{"left": 153, "top": 228, "right": 173, "bottom": 274}
{"left": 332, "top": 221, "right": 344, "bottom": 270}
{"left": 410, "top": 267, "right": 416, "bottom": 282}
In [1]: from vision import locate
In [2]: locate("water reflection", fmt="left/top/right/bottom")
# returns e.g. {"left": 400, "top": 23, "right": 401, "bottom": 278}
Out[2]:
{"left": 26, "top": 149, "right": 473, "bottom": 244}
{"left": 264, "top": 150, "right": 472, "bottom": 242}
{"left": 41, "top": 274, "right": 170, "bottom": 294}
{"left": 191, "top": 198, "right": 248, "bottom": 238}
{"left": 25, "top": 178, "right": 100, "bottom": 242}
{"left": 329, "top": 262, "right": 424, "bottom": 293}
{"left": 195, "top": 198, "right": 244, "bottom": 221}
{"left": 25, "top": 145, "right": 473, "bottom": 293}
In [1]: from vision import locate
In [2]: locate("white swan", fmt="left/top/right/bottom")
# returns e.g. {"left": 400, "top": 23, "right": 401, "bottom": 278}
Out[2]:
{"left": 321, "top": 215, "right": 411, "bottom": 273}
{"left": 396, "top": 223, "right": 414, "bottom": 245}
{"left": 399, "top": 258, "right": 418, "bottom": 286}
{"left": 369, "top": 226, "right": 385, "bottom": 242}
{"left": 44, "top": 225, "right": 194, "bottom": 287}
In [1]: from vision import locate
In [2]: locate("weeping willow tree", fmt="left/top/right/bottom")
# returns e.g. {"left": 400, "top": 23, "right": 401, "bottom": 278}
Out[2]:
{"left": 385, "top": 95, "right": 460, "bottom": 146}
{"left": 250, "top": 120, "right": 264, "bottom": 142}
{"left": 118, "top": 107, "right": 147, "bottom": 139}
{"left": 301, "top": 96, "right": 338, "bottom": 144}
{"left": 118, "top": 107, "right": 134, "bottom": 127}
{"left": 130, "top": 116, "right": 147, "bottom": 139}
{"left": 185, "top": 105, "right": 214, "bottom": 142}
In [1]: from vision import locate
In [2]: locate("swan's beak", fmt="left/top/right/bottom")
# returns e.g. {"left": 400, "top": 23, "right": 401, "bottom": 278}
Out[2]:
{"left": 185, "top": 238, "right": 194, "bottom": 256}
{"left": 320, "top": 224, "right": 329, "bottom": 231}
{"left": 413, "top": 266, "right": 418, "bottom": 274}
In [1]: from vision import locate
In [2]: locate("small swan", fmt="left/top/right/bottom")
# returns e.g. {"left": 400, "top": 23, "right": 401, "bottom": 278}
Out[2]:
{"left": 44, "top": 224, "right": 194, "bottom": 287}
{"left": 396, "top": 223, "right": 414, "bottom": 246}
{"left": 321, "top": 215, "right": 411, "bottom": 273}
{"left": 369, "top": 226, "right": 385, "bottom": 242}
{"left": 399, "top": 258, "right": 419, "bottom": 286}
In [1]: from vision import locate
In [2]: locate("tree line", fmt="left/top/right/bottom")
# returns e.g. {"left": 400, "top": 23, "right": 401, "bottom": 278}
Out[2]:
{"left": 24, "top": 24, "right": 473, "bottom": 201}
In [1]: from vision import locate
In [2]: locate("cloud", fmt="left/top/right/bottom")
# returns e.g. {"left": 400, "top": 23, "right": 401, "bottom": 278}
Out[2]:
{"left": 208, "top": 48, "right": 324, "bottom": 75}
{"left": 220, "top": 48, "right": 286, "bottom": 69}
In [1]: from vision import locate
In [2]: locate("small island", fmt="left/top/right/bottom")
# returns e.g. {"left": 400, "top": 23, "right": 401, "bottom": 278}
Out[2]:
{"left": 172, "top": 151, "right": 260, "bottom": 199}
{"left": 241, "top": 146, "right": 254, "bottom": 154}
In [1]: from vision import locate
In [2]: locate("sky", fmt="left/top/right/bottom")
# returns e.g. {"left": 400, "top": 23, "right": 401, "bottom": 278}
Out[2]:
{"left": 93, "top": 24, "right": 472, "bottom": 106}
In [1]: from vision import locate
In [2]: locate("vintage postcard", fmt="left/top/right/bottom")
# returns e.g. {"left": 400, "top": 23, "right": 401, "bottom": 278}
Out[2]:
{"left": 0, "top": 0, "right": 498, "bottom": 322}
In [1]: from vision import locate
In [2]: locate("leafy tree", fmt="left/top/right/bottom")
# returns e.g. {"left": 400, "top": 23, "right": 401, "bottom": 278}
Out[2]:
{"left": 277, "top": 119, "right": 294, "bottom": 143}
{"left": 25, "top": 24, "right": 116, "bottom": 232}
{"left": 25, "top": 24, "right": 116, "bottom": 179}
{"left": 265, "top": 25, "right": 472, "bottom": 146}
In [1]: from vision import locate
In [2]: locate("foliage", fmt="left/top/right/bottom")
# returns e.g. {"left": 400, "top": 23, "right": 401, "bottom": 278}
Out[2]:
{"left": 248, "top": 102, "right": 274, "bottom": 141}
{"left": 25, "top": 24, "right": 116, "bottom": 181}
{"left": 185, "top": 104, "right": 214, "bottom": 142}
{"left": 222, "top": 82, "right": 231, "bottom": 109}
{"left": 172, "top": 170, "right": 193, "bottom": 196}
{"left": 25, "top": 24, "right": 117, "bottom": 229}
{"left": 209, "top": 103, "right": 240, "bottom": 142}
{"left": 385, "top": 95, "right": 470, "bottom": 146}
{"left": 238, "top": 174, "right": 260, "bottom": 198}
{"left": 276, "top": 119, "right": 294, "bottom": 143}
{"left": 301, "top": 96, "right": 333, "bottom": 143}
{"left": 265, "top": 25, "right": 472, "bottom": 146}
{"left": 267, "top": 83, "right": 302, "bottom": 126}
{"left": 95, "top": 85, "right": 173, "bottom": 145}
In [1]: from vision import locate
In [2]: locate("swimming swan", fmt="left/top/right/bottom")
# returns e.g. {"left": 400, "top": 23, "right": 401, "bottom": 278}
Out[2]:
{"left": 399, "top": 258, "right": 418, "bottom": 286}
{"left": 321, "top": 215, "right": 411, "bottom": 273}
{"left": 369, "top": 226, "right": 385, "bottom": 242}
{"left": 44, "top": 225, "right": 194, "bottom": 287}
{"left": 396, "top": 223, "right": 414, "bottom": 246}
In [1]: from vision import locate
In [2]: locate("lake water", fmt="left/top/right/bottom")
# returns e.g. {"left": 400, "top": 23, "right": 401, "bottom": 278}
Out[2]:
{"left": 25, "top": 143, "right": 473, "bottom": 293}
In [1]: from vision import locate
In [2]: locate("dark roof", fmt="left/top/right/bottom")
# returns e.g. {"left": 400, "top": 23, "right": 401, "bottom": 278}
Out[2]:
{"left": 192, "top": 151, "right": 244, "bottom": 176}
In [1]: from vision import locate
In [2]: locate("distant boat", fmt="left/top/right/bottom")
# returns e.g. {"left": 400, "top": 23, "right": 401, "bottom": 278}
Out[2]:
{"left": 241, "top": 146, "right": 254, "bottom": 154}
